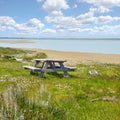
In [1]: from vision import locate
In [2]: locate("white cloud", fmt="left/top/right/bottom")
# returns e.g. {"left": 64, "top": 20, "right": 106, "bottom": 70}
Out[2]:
{"left": 68, "top": 28, "right": 80, "bottom": 32}
{"left": 25, "top": 18, "right": 44, "bottom": 28}
{"left": 36, "top": 0, "right": 44, "bottom": 2}
{"left": 77, "top": 13, "right": 120, "bottom": 25}
{"left": 43, "top": 0, "right": 120, "bottom": 34}
{"left": 0, "top": 16, "right": 16, "bottom": 31}
{"left": 95, "top": 16, "right": 120, "bottom": 24}
{"left": 45, "top": 15, "right": 78, "bottom": 29}
{"left": 45, "top": 6, "right": 120, "bottom": 32}
{"left": 0, "top": 16, "right": 44, "bottom": 35}
{"left": 43, "top": 28, "right": 56, "bottom": 33}
{"left": 79, "top": 0, "right": 120, "bottom": 8}
{"left": 76, "top": 8, "right": 94, "bottom": 20}
{"left": 91, "top": 25, "right": 120, "bottom": 34}
{"left": 42, "top": 0, "right": 69, "bottom": 12}
{"left": 15, "top": 18, "right": 44, "bottom": 34}
{"left": 79, "top": 25, "right": 120, "bottom": 35}
{"left": 73, "top": 4, "right": 78, "bottom": 8}
{"left": 96, "top": 6, "right": 110, "bottom": 13}
{"left": 50, "top": 10, "right": 63, "bottom": 16}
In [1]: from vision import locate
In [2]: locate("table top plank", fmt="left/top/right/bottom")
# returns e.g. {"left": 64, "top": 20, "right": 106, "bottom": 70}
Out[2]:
{"left": 34, "top": 59, "right": 66, "bottom": 62}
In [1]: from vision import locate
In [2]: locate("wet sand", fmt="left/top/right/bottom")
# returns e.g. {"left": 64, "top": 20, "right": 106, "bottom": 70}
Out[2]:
{"left": 0, "top": 39, "right": 34, "bottom": 44}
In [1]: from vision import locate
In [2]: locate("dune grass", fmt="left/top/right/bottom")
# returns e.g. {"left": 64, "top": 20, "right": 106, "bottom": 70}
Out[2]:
{"left": 0, "top": 47, "right": 120, "bottom": 120}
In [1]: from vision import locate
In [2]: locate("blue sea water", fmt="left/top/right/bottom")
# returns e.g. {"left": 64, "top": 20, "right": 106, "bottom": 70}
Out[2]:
{"left": 0, "top": 38, "right": 120, "bottom": 54}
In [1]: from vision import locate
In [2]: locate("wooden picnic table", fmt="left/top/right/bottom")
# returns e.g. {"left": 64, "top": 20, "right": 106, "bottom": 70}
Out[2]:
{"left": 24, "top": 59, "right": 75, "bottom": 78}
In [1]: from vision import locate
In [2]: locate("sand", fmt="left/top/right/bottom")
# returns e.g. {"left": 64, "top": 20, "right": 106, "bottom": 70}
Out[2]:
{"left": 0, "top": 39, "right": 34, "bottom": 44}
{"left": 23, "top": 48, "right": 120, "bottom": 65}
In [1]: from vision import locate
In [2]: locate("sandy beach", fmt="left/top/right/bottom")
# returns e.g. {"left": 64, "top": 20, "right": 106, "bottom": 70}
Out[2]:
{"left": 1, "top": 39, "right": 120, "bottom": 65}
{"left": 23, "top": 48, "right": 120, "bottom": 65}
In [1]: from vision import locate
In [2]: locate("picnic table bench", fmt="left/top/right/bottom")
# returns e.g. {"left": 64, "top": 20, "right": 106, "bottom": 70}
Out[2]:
{"left": 23, "top": 59, "right": 76, "bottom": 78}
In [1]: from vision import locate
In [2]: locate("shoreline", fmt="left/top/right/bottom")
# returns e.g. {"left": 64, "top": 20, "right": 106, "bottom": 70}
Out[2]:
{"left": 19, "top": 48, "right": 120, "bottom": 65}
{"left": 0, "top": 39, "right": 34, "bottom": 44}
{"left": 1, "top": 38, "right": 120, "bottom": 55}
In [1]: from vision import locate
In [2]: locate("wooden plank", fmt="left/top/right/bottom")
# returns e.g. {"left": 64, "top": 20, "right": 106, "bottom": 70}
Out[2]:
{"left": 41, "top": 68, "right": 63, "bottom": 72}
{"left": 23, "top": 66, "right": 41, "bottom": 71}
{"left": 35, "top": 59, "right": 66, "bottom": 62}
{"left": 65, "top": 66, "right": 76, "bottom": 71}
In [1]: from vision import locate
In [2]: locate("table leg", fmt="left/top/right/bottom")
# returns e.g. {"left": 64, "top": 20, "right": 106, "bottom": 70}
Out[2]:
{"left": 39, "top": 62, "right": 48, "bottom": 78}
{"left": 30, "top": 70, "right": 34, "bottom": 74}
{"left": 59, "top": 62, "right": 69, "bottom": 77}
{"left": 34, "top": 61, "right": 40, "bottom": 67}
{"left": 39, "top": 71, "right": 44, "bottom": 78}
{"left": 64, "top": 71, "right": 69, "bottom": 77}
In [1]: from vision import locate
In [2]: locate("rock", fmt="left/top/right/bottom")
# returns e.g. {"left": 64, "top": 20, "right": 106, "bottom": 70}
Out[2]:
{"left": 89, "top": 69, "right": 98, "bottom": 76}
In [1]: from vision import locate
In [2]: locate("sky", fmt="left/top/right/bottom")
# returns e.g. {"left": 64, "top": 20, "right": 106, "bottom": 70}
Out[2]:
{"left": 0, "top": 0, "right": 120, "bottom": 38}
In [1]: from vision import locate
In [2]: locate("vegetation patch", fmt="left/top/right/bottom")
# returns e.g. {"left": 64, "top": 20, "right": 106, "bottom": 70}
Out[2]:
{"left": 0, "top": 47, "right": 120, "bottom": 120}
{"left": 0, "top": 47, "right": 47, "bottom": 61}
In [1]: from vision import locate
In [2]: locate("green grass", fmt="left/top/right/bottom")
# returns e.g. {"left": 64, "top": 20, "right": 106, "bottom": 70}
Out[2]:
{"left": 0, "top": 47, "right": 120, "bottom": 120}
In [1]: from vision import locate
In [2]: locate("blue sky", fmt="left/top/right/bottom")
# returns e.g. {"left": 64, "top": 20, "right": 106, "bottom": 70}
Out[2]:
{"left": 0, "top": 0, "right": 120, "bottom": 38}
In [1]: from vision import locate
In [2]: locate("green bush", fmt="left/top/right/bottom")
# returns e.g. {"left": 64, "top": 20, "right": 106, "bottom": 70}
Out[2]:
{"left": 22, "top": 52, "right": 47, "bottom": 60}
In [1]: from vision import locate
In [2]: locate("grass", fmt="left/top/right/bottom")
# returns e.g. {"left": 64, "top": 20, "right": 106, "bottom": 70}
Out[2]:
{"left": 0, "top": 47, "right": 120, "bottom": 120}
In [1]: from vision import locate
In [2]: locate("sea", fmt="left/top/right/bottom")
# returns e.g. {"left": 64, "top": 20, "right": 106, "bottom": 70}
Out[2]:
{"left": 0, "top": 38, "right": 120, "bottom": 54}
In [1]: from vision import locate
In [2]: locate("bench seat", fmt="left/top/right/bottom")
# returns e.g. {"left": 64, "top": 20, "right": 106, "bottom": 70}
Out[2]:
{"left": 23, "top": 66, "right": 41, "bottom": 72}
{"left": 65, "top": 66, "right": 76, "bottom": 71}
{"left": 23, "top": 66, "right": 76, "bottom": 72}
